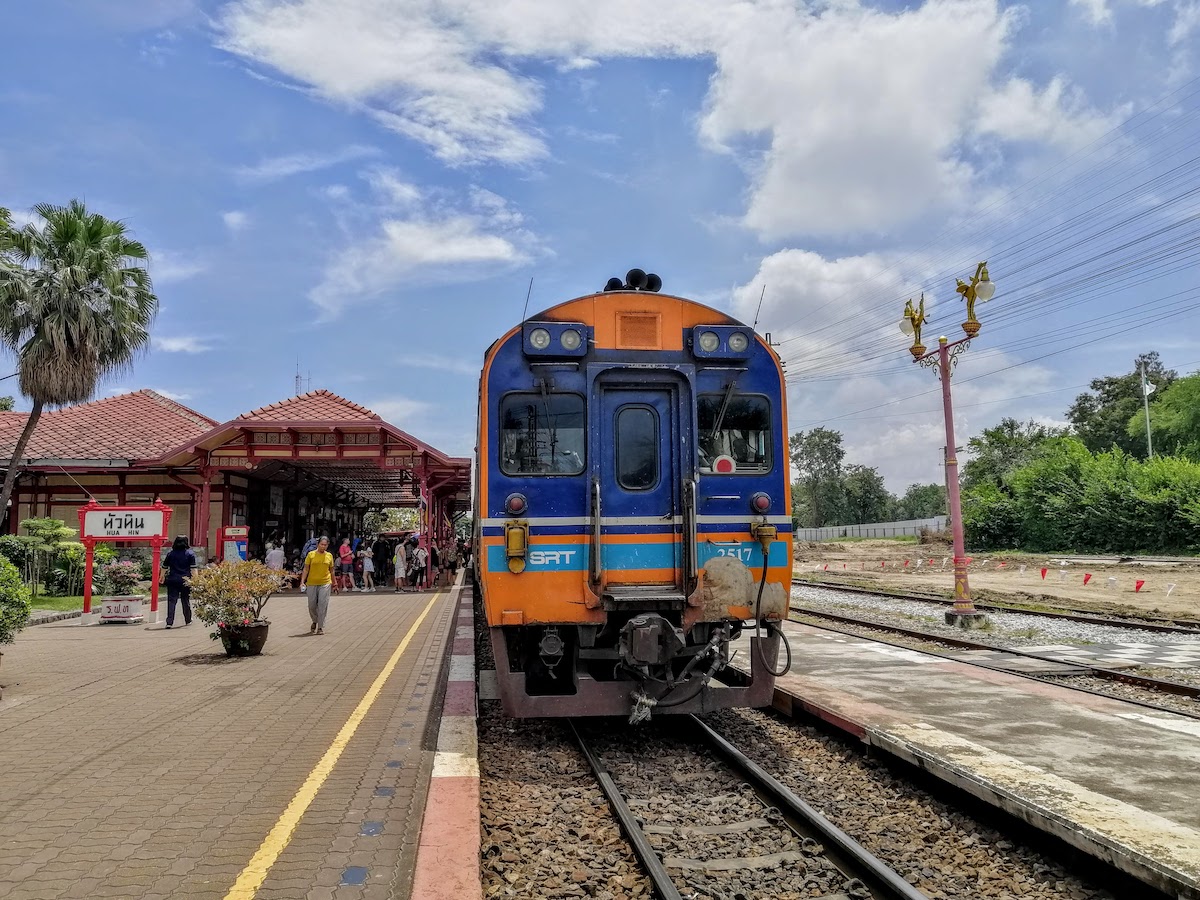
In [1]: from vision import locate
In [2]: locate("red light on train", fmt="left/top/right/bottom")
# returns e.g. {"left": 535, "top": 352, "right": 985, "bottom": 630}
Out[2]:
{"left": 751, "top": 493, "right": 770, "bottom": 513}
{"left": 713, "top": 455, "right": 736, "bottom": 474}
{"left": 506, "top": 493, "right": 527, "bottom": 515}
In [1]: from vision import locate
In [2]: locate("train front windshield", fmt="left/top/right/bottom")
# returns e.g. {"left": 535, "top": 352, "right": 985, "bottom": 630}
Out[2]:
{"left": 697, "top": 392, "right": 772, "bottom": 473}
{"left": 499, "top": 392, "right": 586, "bottom": 475}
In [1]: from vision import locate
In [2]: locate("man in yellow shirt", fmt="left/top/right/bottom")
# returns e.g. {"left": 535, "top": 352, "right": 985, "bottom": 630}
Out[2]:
{"left": 300, "top": 535, "right": 338, "bottom": 634}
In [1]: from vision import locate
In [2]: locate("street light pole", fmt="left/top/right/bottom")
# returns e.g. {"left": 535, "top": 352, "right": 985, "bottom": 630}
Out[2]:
{"left": 901, "top": 263, "right": 995, "bottom": 629}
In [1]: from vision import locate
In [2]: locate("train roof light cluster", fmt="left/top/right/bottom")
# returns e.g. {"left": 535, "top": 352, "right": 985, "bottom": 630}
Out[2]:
{"left": 603, "top": 268, "right": 663, "bottom": 292}
{"left": 523, "top": 321, "right": 588, "bottom": 357}
{"left": 691, "top": 324, "right": 754, "bottom": 359}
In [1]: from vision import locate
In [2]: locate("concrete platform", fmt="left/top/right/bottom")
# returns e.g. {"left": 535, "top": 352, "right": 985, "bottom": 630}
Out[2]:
{"left": 0, "top": 580, "right": 464, "bottom": 900}
{"left": 730, "top": 621, "right": 1200, "bottom": 899}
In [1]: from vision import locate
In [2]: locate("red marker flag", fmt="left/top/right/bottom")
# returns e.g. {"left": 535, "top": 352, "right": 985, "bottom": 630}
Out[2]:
{"left": 1083, "top": 573, "right": 1093, "bottom": 585}
{"left": 881, "top": 560, "right": 886, "bottom": 567}
{"left": 1136, "top": 580, "right": 1146, "bottom": 593}
{"left": 997, "top": 562, "right": 1007, "bottom": 568}
{"left": 823, "top": 564, "right": 828, "bottom": 571}
{"left": 903, "top": 559, "right": 910, "bottom": 568}
{"left": 929, "top": 558, "right": 935, "bottom": 566}
{"left": 1040, "top": 568, "right": 1048, "bottom": 580}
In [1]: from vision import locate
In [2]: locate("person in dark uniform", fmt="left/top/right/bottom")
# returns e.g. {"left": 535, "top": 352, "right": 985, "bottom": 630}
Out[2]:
{"left": 160, "top": 535, "right": 197, "bottom": 628}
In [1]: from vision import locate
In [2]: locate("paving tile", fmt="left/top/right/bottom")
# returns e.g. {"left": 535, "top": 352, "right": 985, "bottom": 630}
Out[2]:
{"left": 0, "top": 587, "right": 460, "bottom": 900}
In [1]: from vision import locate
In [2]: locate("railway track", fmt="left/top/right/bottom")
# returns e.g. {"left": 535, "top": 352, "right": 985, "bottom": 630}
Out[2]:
{"left": 792, "top": 578, "right": 1200, "bottom": 633}
{"left": 787, "top": 603, "right": 1200, "bottom": 717}
{"left": 571, "top": 715, "right": 926, "bottom": 900}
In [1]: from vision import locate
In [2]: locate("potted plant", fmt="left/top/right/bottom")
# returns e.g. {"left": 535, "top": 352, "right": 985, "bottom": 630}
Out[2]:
{"left": 190, "top": 560, "right": 285, "bottom": 657}
{"left": 98, "top": 559, "right": 147, "bottom": 623}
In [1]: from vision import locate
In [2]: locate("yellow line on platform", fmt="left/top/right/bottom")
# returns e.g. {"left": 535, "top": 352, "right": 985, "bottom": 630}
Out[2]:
{"left": 223, "top": 590, "right": 446, "bottom": 900}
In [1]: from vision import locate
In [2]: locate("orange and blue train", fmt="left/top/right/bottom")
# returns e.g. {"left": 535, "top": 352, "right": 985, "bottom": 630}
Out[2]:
{"left": 473, "top": 269, "right": 792, "bottom": 719}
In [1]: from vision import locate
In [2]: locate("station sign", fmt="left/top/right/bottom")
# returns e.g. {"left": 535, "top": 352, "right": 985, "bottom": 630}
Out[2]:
{"left": 82, "top": 509, "right": 167, "bottom": 539}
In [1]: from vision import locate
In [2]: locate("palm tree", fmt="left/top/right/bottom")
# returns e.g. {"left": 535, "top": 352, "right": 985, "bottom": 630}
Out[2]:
{"left": 0, "top": 200, "right": 158, "bottom": 522}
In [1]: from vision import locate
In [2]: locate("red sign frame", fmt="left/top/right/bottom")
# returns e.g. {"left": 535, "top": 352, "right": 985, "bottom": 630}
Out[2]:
{"left": 77, "top": 499, "right": 173, "bottom": 618}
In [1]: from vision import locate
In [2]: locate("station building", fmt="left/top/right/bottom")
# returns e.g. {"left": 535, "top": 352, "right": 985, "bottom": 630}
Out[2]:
{"left": 0, "top": 389, "right": 471, "bottom": 558}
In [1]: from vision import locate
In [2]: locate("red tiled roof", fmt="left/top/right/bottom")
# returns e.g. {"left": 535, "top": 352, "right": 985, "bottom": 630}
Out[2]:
{"left": 233, "top": 389, "right": 381, "bottom": 423}
{"left": 0, "top": 390, "right": 217, "bottom": 463}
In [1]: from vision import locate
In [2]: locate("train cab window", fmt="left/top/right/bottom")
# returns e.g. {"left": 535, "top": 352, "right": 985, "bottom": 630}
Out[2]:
{"left": 616, "top": 406, "right": 659, "bottom": 490}
{"left": 697, "top": 393, "right": 771, "bottom": 474}
{"left": 499, "top": 392, "right": 586, "bottom": 475}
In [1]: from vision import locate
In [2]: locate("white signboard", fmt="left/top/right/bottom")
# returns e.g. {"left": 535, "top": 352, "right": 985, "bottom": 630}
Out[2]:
{"left": 83, "top": 509, "right": 166, "bottom": 539}
{"left": 100, "top": 597, "right": 144, "bottom": 623}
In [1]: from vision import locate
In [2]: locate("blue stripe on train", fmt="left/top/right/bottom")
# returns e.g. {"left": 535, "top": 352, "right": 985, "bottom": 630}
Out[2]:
{"left": 481, "top": 523, "right": 793, "bottom": 537}
{"left": 485, "top": 541, "right": 789, "bottom": 572}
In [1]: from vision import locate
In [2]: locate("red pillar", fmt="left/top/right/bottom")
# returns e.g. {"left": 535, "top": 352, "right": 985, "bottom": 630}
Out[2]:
{"left": 82, "top": 542, "right": 95, "bottom": 615}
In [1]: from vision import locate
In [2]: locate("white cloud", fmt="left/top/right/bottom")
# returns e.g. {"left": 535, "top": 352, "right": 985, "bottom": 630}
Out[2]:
{"left": 149, "top": 387, "right": 193, "bottom": 401}
{"left": 8, "top": 208, "right": 40, "bottom": 229}
{"left": 394, "top": 353, "right": 478, "bottom": 376}
{"left": 365, "top": 396, "right": 432, "bottom": 427}
{"left": 217, "top": 0, "right": 1118, "bottom": 239}
{"left": 731, "top": 247, "right": 1058, "bottom": 489}
{"left": 309, "top": 171, "right": 536, "bottom": 316}
{"left": 150, "top": 250, "right": 207, "bottom": 284}
{"left": 153, "top": 336, "right": 212, "bottom": 353}
{"left": 235, "top": 144, "right": 380, "bottom": 182}
{"left": 1070, "top": 0, "right": 1113, "bottom": 25}
{"left": 221, "top": 210, "right": 250, "bottom": 232}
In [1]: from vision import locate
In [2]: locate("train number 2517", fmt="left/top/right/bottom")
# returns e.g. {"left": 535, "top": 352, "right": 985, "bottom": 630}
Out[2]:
{"left": 715, "top": 547, "right": 754, "bottom": 561}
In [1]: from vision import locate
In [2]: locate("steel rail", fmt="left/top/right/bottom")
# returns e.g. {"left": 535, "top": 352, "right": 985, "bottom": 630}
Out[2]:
{"left": 793, "top": 578, "right": 1200, "bottom": 633}
{"left": 689, "top": 716, "right": 929, "bottom": 900}
{"left": 789, "top": 603, "right": 1200, "bottom": 709}
{"left": 568, "top": 721, "right": 683, "bottom": 900}
{"left": 572, "top": 718, "right": 927, "bottom": 900}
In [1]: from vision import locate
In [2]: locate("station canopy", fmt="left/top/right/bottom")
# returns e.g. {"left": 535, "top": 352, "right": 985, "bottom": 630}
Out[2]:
{"left": 156, "top": 390, "right": 470, "bottom": 510}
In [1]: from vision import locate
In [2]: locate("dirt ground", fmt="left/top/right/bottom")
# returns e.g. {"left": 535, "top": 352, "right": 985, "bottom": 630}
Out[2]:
{"left": 792, "top": 538, "right": 1200, "bottom": 620}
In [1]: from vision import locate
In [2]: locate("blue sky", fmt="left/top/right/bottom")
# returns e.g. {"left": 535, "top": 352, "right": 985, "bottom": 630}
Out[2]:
{"left": 4, "top": 0, "right": 1200, "bottom": 489}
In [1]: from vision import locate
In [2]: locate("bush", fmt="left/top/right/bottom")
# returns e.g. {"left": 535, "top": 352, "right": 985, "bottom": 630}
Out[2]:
{"left": 0, "top": 556, "right": 33, "bottom": 644}
{"left": 963, "top": 436, "right": 1200, "bottom": 553}
{"left": 99, "top": 560, "right": 144, "bottom": 595}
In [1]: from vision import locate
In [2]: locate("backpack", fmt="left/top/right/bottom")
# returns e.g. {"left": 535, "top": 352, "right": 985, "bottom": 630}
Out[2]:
{"left": 302, "top": 537, "right": 319, "bottom": 557}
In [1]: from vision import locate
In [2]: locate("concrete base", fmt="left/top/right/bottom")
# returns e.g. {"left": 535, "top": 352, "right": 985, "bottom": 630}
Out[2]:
{"left": 945, "top": 610, "right": 989, "bottom": 629}
{"left": 143, "top": 607, "right": 161, "bottom": 625}
{"left": 78, "top": 611, "right": 100, "bottom": 626}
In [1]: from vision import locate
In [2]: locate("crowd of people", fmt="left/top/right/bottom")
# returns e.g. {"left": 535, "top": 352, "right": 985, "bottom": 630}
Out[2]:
{"left": 259, "top": 533, "right": 471, "bottom": 594}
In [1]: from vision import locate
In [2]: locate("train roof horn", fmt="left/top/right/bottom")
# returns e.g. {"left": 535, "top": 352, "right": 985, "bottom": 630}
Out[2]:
{"left": 602, "top": 268, "right": 663, "bottom": 292}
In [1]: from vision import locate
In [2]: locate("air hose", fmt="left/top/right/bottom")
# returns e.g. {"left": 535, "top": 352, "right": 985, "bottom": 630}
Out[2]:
{"left": 754, "top": 553, "right": 792, "bottom": 677}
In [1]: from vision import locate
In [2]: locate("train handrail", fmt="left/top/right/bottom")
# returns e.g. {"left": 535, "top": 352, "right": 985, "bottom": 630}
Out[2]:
{"left": 683, "top": 477, "right": 699, "bottom": 589}
{"left": 591, "top": 476, "right": 602, "bottom": 583}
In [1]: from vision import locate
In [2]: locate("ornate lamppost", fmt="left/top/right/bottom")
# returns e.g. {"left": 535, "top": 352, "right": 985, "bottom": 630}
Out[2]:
{"left": 901, "top": 263, "right": 996, "bottom": 628}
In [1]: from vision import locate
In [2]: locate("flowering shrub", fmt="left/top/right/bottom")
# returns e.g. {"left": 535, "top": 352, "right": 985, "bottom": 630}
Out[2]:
{"left": 190, "top": 560, "right": 286, "bottom": 641}
{"left": 100, "top": 560, "right": 144, "bottom": 595}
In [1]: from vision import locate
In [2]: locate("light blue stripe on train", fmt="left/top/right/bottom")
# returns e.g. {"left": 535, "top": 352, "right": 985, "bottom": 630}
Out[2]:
{"left": 486, "top": 541, "right": 787, "bottom": 573}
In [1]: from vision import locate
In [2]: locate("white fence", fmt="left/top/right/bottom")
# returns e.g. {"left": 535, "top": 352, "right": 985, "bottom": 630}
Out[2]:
{"left": 794, "top": 516, "right": 948, "bottom": 542}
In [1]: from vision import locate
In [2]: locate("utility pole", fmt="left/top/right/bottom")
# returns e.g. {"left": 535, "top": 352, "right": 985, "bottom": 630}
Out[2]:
{"left": 1139, "top": 360, "right": 1155, "bottom": 458}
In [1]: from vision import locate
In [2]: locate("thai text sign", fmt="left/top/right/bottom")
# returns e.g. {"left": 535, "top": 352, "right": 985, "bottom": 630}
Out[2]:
{"left": 83, "top": 509, "right": 166, "bottom": 539}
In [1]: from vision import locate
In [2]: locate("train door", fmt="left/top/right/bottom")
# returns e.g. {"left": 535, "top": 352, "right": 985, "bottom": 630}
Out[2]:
{"left": 592, "top": 382, "right": 682, "bottom": 596}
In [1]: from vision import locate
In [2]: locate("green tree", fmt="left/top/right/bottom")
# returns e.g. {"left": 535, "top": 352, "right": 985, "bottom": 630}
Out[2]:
{"left": 841, "top": 464, "right": 892, "bottom": 524}
{"left": 789, "top": 428, "right": 845, "bottom": 527}
{"left": 21, "top": 517, "right": 77, "bottom": 598}
{"left": 1067, "top": 352, "right": 1175, "bottom": 458}
{"left": 362, "top": 507, "right": 420, "bottom": 534}
{"left": 0, "top": 397, "right": 13, "bottom": 411}
{"left": 0, "top": 201, "right": 157, "bottom": 522}
{"left": 962, "top": 417, "right": 1061, "bottom": 491}
{"left": 894, "top": 483, "right": 946, "bottom": 519}
{"left": 1128, "top": 372, "right": 1200, "bottom": 460}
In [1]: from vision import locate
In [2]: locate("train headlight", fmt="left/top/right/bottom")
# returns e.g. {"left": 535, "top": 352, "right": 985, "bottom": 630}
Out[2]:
{"left": 560, "top": 328, "right": 582, "bottom": 351}
{"left": 698, "top": 330, "right": 721, "bottom": 352}
{"left": 505, "top": 493, "right": 528, "bottom": 515}
{"left": 529, "top": 327, "right": 552, "bottom": 350}
{"left": 751, "top": 492, "right": 771, "bottom": 513}
{"left": 728, "top": 332, "right": 749, "bottom": 353}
